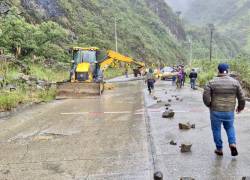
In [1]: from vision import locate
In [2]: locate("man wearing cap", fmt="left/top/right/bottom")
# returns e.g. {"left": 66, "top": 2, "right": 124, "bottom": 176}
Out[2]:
{"left": 203, "top": 63, "right": 245, "bottom": 156}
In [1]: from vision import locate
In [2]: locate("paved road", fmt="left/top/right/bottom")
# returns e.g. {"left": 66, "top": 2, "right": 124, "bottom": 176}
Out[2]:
{"left": 1, "top": 78, "right": 250, "bottom": 180}
{"left": 145, "top": 80, "right": 250, "bottom": 180}
{"left": 0, "top": 81, "right": 152, "bottom": 180}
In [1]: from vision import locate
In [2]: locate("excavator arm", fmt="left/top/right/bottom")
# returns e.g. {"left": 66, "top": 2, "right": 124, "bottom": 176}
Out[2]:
{"left": 99, "top": 50, "right": 145, "bottom": 71}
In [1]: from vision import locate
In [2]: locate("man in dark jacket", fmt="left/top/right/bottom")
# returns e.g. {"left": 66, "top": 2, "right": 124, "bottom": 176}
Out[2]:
{"left": 189, "top": 69, "right": 198, "bottom": 89}
{"left": 203, "top": 63, "right": 245, "bottom": 156}
{"left": 145, "top": 68, "right": 155, "bottom": 94}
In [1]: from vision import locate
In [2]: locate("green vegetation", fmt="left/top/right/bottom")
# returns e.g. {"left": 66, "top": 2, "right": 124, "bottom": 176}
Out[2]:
{"left": 0, "top": 59, "right": 67, "bottom": 111}
{"left": 104, "top": 68, "right": 125, "bottom": 80}
{"left": 0, "top": 88, "right": 57, "bottom": 112}
{"left": 185, "top": 0, "right": 250, "bottom": 54}
{"left": 0, "top": 8, "right": 69, "bottom": 61}
{"left": 0, "top": 90, "right": 25, "bottom": 111}
{"left": 186, "top": 27, "right": 240, "bottom": 60}
{"left": 181, "top": 0, "right": 250, "bottom": 92}
{"left": 191, "top": 59, "right": 219, "bottom": 87}
{"left": 13, "top": 0, "right": 186, "bottom": 64}
{"left": 29, "top": 64, "right": 68, "bottom": 82}
{"left": 0, "top": 0, "right": 189, "bottom": 112}
{"left": 191, "top": 54, "right": 250, "bottom": 90}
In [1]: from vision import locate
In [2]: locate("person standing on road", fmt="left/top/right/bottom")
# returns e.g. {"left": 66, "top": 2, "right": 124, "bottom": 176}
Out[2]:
{"left": 182, "top": 70, "right": 187, "bottom": 87}
{"left": 125, "top": 68, "right": 128, "bottom": 78}
{"left": 203, "top": 63, "right": 245, "bottom": 156}
{"left": 145, "top": 68, "right": 155, "bottom": 94}
{"left": 189, "top": 69, "right": 198, "bottom": 89}
{"left": 177, "top": 68, "right": 183, "bottom": 88}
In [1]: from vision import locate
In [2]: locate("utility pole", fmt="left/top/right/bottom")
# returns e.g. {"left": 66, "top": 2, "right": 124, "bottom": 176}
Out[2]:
{"left": 115, "top": 17, "right": 118, "bottom": 52}
{"left": 208, "top": 24, "right": 215, "bottom": 62}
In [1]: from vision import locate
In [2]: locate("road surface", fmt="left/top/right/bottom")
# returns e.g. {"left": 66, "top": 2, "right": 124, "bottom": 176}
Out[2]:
{"left": 0, "top": 78, "right": 250, "bottom": 180}
{"left": 145, "top": 80, "right": 250, "bottom": 180}
{"left": 0, "top": 81, "right": 152, "bottom": 180}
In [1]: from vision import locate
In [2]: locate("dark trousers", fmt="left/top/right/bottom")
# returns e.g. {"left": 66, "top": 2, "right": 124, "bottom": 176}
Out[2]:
{"left": 190, "top": 78, "right": 196, "bottom": 89}
{"left": 147, "top": 80, "right": 154, "bottom": 93}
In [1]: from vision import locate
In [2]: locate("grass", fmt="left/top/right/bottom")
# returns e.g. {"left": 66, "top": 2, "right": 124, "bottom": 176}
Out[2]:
{"left": 104, "top": 67, "right": 133, "bottom": 79}
{"left": 29, "top": 64, "right": 69, "bottom": 82}
{"left": 0, "top": 61, "right": 68, "bottom": 112}
{"left": 0, "top": 59, "right": 137, "bottom": 112}
{"left": 0, "top": 90, "right": 26, "bottom": 112}
{"left": 0, "top": 87, "right": 57, "bottom": 112}
{"left": 190, "top": 59, "right": 219, "bottom": 87}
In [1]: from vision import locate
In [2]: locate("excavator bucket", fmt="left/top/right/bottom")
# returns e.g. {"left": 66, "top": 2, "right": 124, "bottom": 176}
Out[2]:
{"left": 56, "top": 82, "right": 104, "bottom": 99}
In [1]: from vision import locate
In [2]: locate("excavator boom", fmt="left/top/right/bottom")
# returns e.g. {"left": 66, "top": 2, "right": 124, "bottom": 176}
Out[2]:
{"left": 99, "top": 50, "right": 145, "bottom": 70}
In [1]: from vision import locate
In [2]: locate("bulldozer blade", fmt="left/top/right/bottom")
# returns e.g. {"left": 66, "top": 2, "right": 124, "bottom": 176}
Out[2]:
{"left": 56, "top": 82, "right": 104, "bottom": 99}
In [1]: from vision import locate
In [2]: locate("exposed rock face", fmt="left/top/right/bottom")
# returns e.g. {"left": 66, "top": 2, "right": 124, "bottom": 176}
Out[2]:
{"left": 145, "top": 0, "right": 186, "bottom": 40}
{"left": 21, "top": 0, "right": 65, "bottom": 19}
{"left": 0, "top": 1, "right": 10, "bottom": 14}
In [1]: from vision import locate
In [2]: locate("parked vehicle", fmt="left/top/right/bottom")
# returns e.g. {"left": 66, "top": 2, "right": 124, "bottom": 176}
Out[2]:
{"left": 160, "top": 67, "right": 177, "bottom": 81}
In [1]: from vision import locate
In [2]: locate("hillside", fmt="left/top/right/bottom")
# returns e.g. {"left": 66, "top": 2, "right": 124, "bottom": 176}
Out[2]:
{"left": 164, "top": 0, "right": 193, "bottom": 13}
{"left": 1, "top": 0, "right": 187, "bottom": 65}
{"left": 185, "top": 0, "right": 250, "bottom": 53}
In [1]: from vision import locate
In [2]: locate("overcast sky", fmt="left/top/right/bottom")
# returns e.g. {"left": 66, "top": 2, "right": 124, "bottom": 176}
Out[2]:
{"left": 165, "top": 0, "right": 194, "bottom": 12}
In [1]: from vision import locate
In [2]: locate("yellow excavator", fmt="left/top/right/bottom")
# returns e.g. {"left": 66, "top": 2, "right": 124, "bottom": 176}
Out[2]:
{"left": 56, "top": 47, "right": 145, "bottom": 99}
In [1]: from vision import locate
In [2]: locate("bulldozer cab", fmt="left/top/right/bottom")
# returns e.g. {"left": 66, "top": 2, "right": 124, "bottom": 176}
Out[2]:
{"left": 70, "top": 47, "right": 101, "bottom": 82}
{"left": 56, "top": 47, "right": 104, "bottom": 99}
{"left": 72, "top": 48, "right": 98, "bottom": 64}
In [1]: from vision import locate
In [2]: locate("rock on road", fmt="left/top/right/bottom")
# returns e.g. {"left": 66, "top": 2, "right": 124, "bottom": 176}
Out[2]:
{"left": 0, "top": 78, "right": 250, "bottom": 180}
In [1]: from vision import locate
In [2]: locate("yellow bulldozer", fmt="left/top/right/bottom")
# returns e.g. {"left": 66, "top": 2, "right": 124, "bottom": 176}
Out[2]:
{"left": 56, "top": 47, "right": 145, "bottom": 99}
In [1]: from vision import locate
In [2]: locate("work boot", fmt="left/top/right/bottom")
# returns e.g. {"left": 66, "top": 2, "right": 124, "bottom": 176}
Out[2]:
{"left": 229, "top": 145, "right": 238, "bottom": 156}
{"left": 214, "top": 149, "right": 223, "bottom": 156}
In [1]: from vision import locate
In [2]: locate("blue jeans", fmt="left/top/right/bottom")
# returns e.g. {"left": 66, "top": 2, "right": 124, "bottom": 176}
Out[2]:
{"left": 210, "top": 111, "right": 236, "bottom": 150}
{"left": 190, "top": 78, "right": 196, "bottom": 89}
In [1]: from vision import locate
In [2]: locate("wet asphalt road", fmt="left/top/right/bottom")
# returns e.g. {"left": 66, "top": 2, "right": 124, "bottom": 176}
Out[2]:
{"left": 0, "top": 78, "right": 250, "bottom": 180}
{"left": 145, "top": 80, "right": 250, "bottom": 180}
{"left": 0, "top": 81, "right": 151, "bottom": 180}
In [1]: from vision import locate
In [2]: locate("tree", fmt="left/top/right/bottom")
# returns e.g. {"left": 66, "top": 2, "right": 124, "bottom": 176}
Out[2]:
{"left": 35, "top": 21, "right": 68, "bottom": 46}
{"left": 0, "top": 14, "right": 37, "bottom": 57}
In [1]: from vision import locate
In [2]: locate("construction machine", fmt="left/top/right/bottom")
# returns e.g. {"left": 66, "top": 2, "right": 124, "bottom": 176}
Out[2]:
{"left": 56, "top": 47, "right": 145, "bottom": 99}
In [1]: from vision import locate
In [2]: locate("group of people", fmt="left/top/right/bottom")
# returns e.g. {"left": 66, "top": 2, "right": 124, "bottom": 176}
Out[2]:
{"left": 172, "top": 66, "right": 198, "bottom": 90}
{"left": 145, "top": 63, "right": 245, "bottom": 157}
{"left": 145, "top": 65, "right": 198, "bottom": 94}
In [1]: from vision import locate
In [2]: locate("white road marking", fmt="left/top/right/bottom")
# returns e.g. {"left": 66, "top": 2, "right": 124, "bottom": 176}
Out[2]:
{"left": 61, "top": 111, "right": 131, "bottom": 115}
